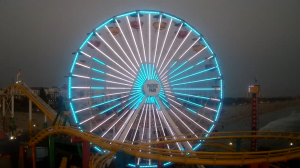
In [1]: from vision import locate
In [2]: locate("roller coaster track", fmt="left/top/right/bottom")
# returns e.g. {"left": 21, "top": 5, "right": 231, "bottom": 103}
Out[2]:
{"left": 1, "top": 82, "right": 59, "bottom": 123}
{"left": 28, "top": 126, "right": 300, "bottom": 166}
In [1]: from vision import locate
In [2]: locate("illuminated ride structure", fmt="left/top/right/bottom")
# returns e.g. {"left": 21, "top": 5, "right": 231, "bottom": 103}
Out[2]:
{"left": 69, "top": 10, "right": 223, "bottom": 167}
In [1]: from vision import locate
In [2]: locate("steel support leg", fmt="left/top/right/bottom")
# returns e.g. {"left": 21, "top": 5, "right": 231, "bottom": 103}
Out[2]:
{"left": 49, "top": 135, "right": 55, "bottom": 168}
{"left": 82, "top": 141, "right": 90, "bottom": 168}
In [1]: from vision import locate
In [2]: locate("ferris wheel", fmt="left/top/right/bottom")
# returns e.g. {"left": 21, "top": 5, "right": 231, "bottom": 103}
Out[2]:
{"left": 69, "top": 10, "right": 223, "bottom": 167}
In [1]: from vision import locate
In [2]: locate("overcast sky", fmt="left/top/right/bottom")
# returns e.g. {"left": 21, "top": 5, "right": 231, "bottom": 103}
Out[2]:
{"left": 0, "top": 0, "right": 299, "bottom": 97}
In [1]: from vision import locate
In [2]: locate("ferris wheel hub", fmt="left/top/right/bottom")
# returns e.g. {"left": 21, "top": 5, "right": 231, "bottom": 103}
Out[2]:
{"left": 143, "top": 80, "right": 161, "bottom": 96}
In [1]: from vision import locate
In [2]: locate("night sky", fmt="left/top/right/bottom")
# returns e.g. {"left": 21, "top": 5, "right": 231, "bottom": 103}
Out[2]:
{"left": 0, "top": 1, "right": 299, "bottom": 97}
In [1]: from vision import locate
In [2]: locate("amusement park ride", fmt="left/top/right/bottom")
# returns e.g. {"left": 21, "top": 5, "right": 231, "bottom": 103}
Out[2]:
{"left": 0, "top": 10, "right": 298, "bottom": 168}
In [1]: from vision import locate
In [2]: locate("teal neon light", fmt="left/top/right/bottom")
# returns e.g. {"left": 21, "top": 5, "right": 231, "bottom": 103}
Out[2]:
{"left": 92, "top": 68, "right": 105, "bottom": 74}
{"left": 92, "top": 78, "right": 105, "bottom": 82}
{"left": 162, "top": 101, "right": 170, "bottom": 109}
{"left": 70, "top": 53, "right": 79, "bottom": 73}
{"left": 163, "top": 13, "right": 181, "bottom": 21}
{"left": 92, "top": 58, "right": 106, "bottom": 65}
{"left": 173, "top": 88, "right": 215, "bottom": 91}
{"left": 174, "top": 92, "right": 210, "bottom": 100}
{"left": 99, "top": 103, "right": 121, "bottom": 114}
{"left": 177, "top": 98, "right": 203, "bottom": 107}
{"left": 79, "top": 33, "right": 94, "bottom": 49}
{"left": 95, "top": 18, "right": 113, "bottom": 30}
{"left": 187, "top": 108, "right": 197, "bottom": 114}
{"left": 214, "top": 102, "right": 222, "bottom": 121}
{"left": 184, "top": 23, "right": 200, "bottom": 36}
{"left": 91, "top": 87, "right": 104, "bottom": 89}
{"left": 169, "top": 61, "right": 187, "bottom": 75}
{"left": 170, "top": 61, "right": 177, "bottom": 68}
{"left": 116, "top": 11, "right": 136, "bottom": 18}
{"left": 91, "top": 95, "right": 104, "bottom": 98}
{"left": 214, "top": 57, "right": 221, "bottom": 76}
{"left": 202, "top": 38, "right": 214, "bottom": 54}
{"left": 68, "top": 77, "right": 72, "bottom": 98}
{"left": 70, "top": 103, "right": 78, "bottom": 123}
{"left": 140, "top": 11, "right": 159, "bottom": 14}
{"left": 91, "top": 97, "right": 121, "bottom": 108}
{"left": 171, "top": 77, "right": 217, "bottom": 86}
{"left": 169, "top": 66, "right": 194, "bottom": 79}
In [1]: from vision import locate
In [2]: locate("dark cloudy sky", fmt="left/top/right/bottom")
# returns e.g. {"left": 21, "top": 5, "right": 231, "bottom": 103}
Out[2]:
{"left": 0, "top": 0, "right": 299, "bottom": 97}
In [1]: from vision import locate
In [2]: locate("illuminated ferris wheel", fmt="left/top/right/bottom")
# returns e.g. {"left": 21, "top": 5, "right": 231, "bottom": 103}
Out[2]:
{"left": 69, "top": 10, "right": 223, "bottom": 167}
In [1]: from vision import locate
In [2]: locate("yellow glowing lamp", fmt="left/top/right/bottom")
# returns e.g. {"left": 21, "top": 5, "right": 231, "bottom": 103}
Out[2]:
{"left": 249, "top": 85, "right": 260, "bottom": 93}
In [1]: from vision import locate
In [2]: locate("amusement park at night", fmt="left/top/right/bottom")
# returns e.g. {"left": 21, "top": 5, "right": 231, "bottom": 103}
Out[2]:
{"left": 0, "top": 1, "right": 300, "bottom": 168}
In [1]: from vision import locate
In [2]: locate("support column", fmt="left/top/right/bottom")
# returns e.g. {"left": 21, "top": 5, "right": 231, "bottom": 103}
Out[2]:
{"left": 29, "top": 100, "right": 32, "bottom": 136}
{"left": 32, "top": 145, "right": 36, "bottom": 168}
{"left": 82, "top": 141, "right": 90, "bottom": 168}
{"left": 43, "top": 115, "right": 47, "bottom": 128}
{"left": 235, "top": 138, "right": 241, "bottom": 152}
{"left": 49, "top": 135, "right": 55, "bottom": 168}
{"left": 11, "top": 95, "right": 14, "bottom": 118}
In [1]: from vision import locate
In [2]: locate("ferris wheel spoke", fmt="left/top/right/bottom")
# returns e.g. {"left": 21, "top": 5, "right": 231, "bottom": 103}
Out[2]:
{"left": 137, "top": 13, "right": 147, "bottom": 63}
{"left": 159, "top": 30, "right": 192, "bottom": 76}
{"left": 126, "top": 16, "right": 142, "bottom": 64}
{"left": 87, "top": 41, "right": 135, "bottom": 79}
{"left": 106, "top": 73, "right": 133, "bottom": 84}
{"left": 90, "top": 113, "right": 117, "bottom": 132}
{"left": 107, "top": 65, "right": 134, "bottom": 81}
{"left": 106, "top": 80, "right": 133, "bottom": 86}
{"left": 158, "top": 23, "right": 183, "bottom": 73}
{"left": 157, "top": 18, "right": 173, "bottom": 68}
{"left": 153, "top": 15, "right": 162, "bottom": 65}
{"left": 169, "top": 103, "right": 208, "bottom": 132}
{"left": 156, "top": 97, "right": 192, "bottom": 150}
{"left": 169, "top": 67, "right": 217, "bottom": 83}
{"left": 151, "top": 104, "right": 159, "bottom": 141}
{"left": 171, "top": 77, "right": 219, "bottom": 86}
{"left": 95, "top": 32, "right": 137, "bottom": 75}
{"left": 170, "top": 92, "right": 220, "bottom": 102}
{"left": 155, "top": 108, "right": 170, "bottom": 149}
{"left": 131, "top": 105, "right": 146, "bottom": 143}
{"left": 117, "top": 96, "right": 146, "bottom": 142}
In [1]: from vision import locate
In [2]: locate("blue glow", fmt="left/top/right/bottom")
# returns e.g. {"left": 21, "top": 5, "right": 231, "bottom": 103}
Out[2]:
{"left": 205, "top": 124, "right": 215, "bottom": 137}
{"left": 145, "top": 64, "right": 149, "bottom": 79}
{"left": 214, "top": 102, "right": 222, "bottom": 121}
{"left": 140, "top": 11, "right": 160, "bottom": 14}
{"left": 187, "top": 108, "right": 197, "bottom": 114}
{"left": 164, "top": 162, "right": 172, "bottom": 166}
{"left": 169, "top": 66, "right": 193, "bottom": 79}
{"left": 116, "top": 11, "right": 136, "bottom": 18}
{"left": 92, "top": 68, "right": 105, "bottom": 74}
{"left": 177, "top": 98, "right": 203, "bottom": 107}
{"left": 184, "top": 23, "right": 200, "bottom": 36}
{"left": 79, "top": 33, "right": 94, "bottom": 49}
{"left": 173, "top": 88, "right": 215, "bottom": 91}
{"left": 171, "top": 77, "right": 217, "bottom": 86}
{"left": 92, "top": 78, "right": 105, "bottom": 82}
{"left": 91, "top": 87, "right": 104, "bottom": 89}
{"left": 220, "top": 80, "right": 223, "bottom": 99}
{"left": 118, "top": 94, "right": 142, "bottom": 112}
{"left": 91, "top": 97, "right": 121, "bottom": 108}
{"left": 99, "top": 103, "right": 121, "bottom": 114}
{"left": 196, "top": 60, "right": 205, "bottom": 65}
{"left": 95, "top": 18, "right": 113, "bottom": 30}
{"left": 91, "top": 95, "right": 105, "bottom": 98}
{"left": 193, "top": 143, "right": 202, "bottom": 151}
{"left": 162, "top": 101, "right": 170, "bottom": 109}
{"left": 214, "top": 57, "right": 221, "bottom": 76}
{"left": 94, "top": 146, "right": 102, "bottom": 152}
{"left": 159, "top": 95, "right": 168, "bottom": 103}
{"left": 169, "top": 61, "right": 187, "bottom": 75}
{"left": 170, "top": 67, "right": 216, "bottom": 83}
{"left": 92, "top": 58, "right": 106, "bottom": 65}
{"left": 174, "top": 92, "right": 210, "bottom": 100}
{"left": 141, "top": 64, "right": 147, "bottom": 80}
{"left": 68, "top": 77, "right": 71, "bottom": 98}
{"left": 69, "top": 103, "right": 78, "bottom": 123}
{"left": 163, "top": 13, "right": 181, "bottom": 21}
{"left": 202, "top": 38, "right": 214, "bottom": 54}
{"left": 154, "top": 98, "right": 161, "bottom": 109}
{"left": 170, "top": 61, "right": 177, "bottom": 68}
{"left": 70, "top": 53, "right": 79, "bottom": 73}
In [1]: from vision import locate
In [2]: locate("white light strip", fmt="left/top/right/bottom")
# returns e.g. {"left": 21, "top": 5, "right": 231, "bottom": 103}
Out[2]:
{"left": 169, "top": 109, "right": 198, "bottom": 138}
{"left": 95, "top": 32, "right": 136, "bottom": 75}
{"left": 72, "top": 87, "right": 90, "bottom": 89}
{"left": 75, "top": 107, "right": 91, "bottom": 113}
{"left": 137, "top": 13, "right": 147, "bottom": 63}
{"left": 102, "top": 109, "right": 130, "bottom": 137}
{"left": 141, "top": 104, "right": 148, "bottom": 143}
{"left": 161, "top": 69, "right": 169, "bottom": 79}
{"left": 80, "top": 51, "right": 92, "bottom": 58}
{"left": 126, "top": 16, "right": 142, "bottom": 64}
{"left": 159, "top": 110, "right": 181, "bottom": 150}
{"left": 166, "top": 96, "right": 181, "bottom": 105}
{"left": 73, "top": 74, "right": 90, "bottom": 79}
{"left": 155, "top": 109, "right": 170, "bottom": 149}
{"left": 105, "top": 91, "right": 130, "bottom": 96}
{"left": 204, "top": 106, "right": 217, "bottom": 112}
{"left": 148, "top": 104, "right": 151, "bottom": 142}
{"left": 106, "top": 73, "right": 133, "bottom": 84}
{"left": 75, "top": 63, "right": 90, "bottom": 69}
{"left": 152, "top": 104, "right": 159, "bottom": 141}
{"left": 90, "top": 113, "right": 116, "bottom": 132}
{"left": 153, "top": 15, "right": 162, "bottom": 64}
{"left": 79, "top": 116, "right": 95, "bottom": 125}
{"left": 187, "top": 47, "right": 207, "bottom": 61}
{"left": 122, "top": 110, "right": 139, "bottom": 142}
{"left": 159, "top": 30, "right": 192, "bottom": 76}
{"left": 106, "top": 65, "right": 134, "bottom": 81}
{"left": 158, "top": 23, "right": 183, "bottom": 73}
{"left": 210, "top": 98, "right": 220, "bottom": 101}
{"left": 106, "top": 87, "right": 131, "bottom": 90}
{"left": 178, "top": 37, "right": 200, "bottom": 59}
{"left": 106, "top": 80, "right": 133, "bottom": 86}
{"left": 88, "top": 41, "right": 135, "bottom": 79}
{"left": 115, "top": 19, "right": 140, "bottom": 68}
{"left": 132, "top": 105, "right": 145, "bottom": 143}
{"left": 148, "top": 14, "right": 151, "bottom": 63}
{"left": 157, "top": 19, "right": 173, "bottom": 68}
{"left": 113, "top": 110, "right": 135, "bottom": 140}
{"left": 72, "top": 97, "right": 90, "bottom": 101}
{"left": 105, "top": 26, "right": 138, "bottom": 72}
{"left": 169, "top": 103, "right": 208, "bottom": 132}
